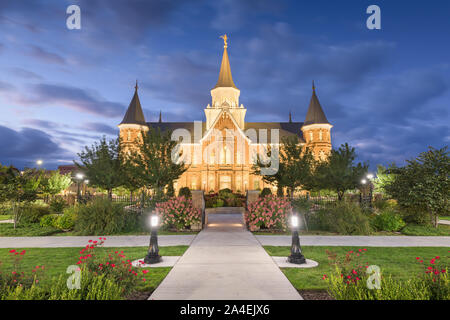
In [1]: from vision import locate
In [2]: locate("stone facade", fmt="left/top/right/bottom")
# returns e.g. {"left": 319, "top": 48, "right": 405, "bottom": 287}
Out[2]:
{"left": 118, "top": 37, "right": 332, "bottom": 194}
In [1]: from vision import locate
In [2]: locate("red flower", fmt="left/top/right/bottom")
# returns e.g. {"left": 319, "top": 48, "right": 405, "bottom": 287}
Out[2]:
{"left": 142, "top": 270, "right": 149, "bottom": 274}
{"left": 20, "top": 250, "right": 26, "bottom": 255}
{"left": 416, "top": 257, "right": 420, "bottom": 260}
{"left": 442, "top": 269, "right": 446, "bottom": 273}
{"left": 435, "top": 256, "right": 440, "bottom": 259}
{"left": 88, "top": 240, "right": 93, "bottom": 243}
{"left": 430, "top": 259, "right": 435, "bottom": 264}
{"left": 9, "top": 249, "right": 15, "bottom": 253}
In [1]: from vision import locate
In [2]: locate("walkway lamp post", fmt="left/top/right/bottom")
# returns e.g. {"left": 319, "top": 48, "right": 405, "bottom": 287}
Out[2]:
{"left": 75, "top": 173, "right": 84, "bottom": 201}
{"left": 366, "top": 174, "right": 374, "bottom": 208}
{"left": 36, "top": 160, "right": 43, "bottom": 170}
{"left": 144, "top": 214, "right": 161, "bottom": 264}
{"left": 288, "top": 214, "right": 306, "bottom": 264}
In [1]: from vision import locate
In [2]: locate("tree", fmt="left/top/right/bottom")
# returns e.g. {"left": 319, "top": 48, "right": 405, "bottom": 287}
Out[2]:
{"left": 384, "top": 146, "right": 449, "bottom": 227}
{"left": 372, "top": 164, "right": 396, "bottom": 195}
{"left": 253, "top": 136, "right": 316, "bottom": 198}
{"left": 41, "top": 170, "right": 73, "bottom": 200}
{"left": 314, "top": 143, "right": 368, "bottom": 201}
{"left": 126, "top": 127, "right": 187, "bottom": 200}
{"left": 0, "top": 165, "right": 41, "bottom": 228}
{"left": 76, "top": 137, "right": 124, "bottom": 200}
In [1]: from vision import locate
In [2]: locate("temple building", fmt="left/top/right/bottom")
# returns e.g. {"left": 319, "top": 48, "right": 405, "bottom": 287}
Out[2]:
{"left": 118, "top": 36, "right": 332, "bottom": 194}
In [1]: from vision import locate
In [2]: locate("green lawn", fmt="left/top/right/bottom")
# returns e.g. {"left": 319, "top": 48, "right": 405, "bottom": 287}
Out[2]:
{"left": 264, "top": 246, "right": 449, "bottom": 290}
{"left": 0, "top": 215, "right": 12, "bottom": 221}
{"left": 0, "top": 246, "right": 187, "bottom": 296}
{"left": 439, "top": 216, "right": 450, "bottom": 221}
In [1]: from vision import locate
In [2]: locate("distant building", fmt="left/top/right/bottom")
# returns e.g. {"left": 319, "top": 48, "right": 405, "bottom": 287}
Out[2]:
{"left": 58, "top": 165, "right": 77, "bottom": 176}
{"left": 118, "top": 36, "right": 332, "bottom": 194}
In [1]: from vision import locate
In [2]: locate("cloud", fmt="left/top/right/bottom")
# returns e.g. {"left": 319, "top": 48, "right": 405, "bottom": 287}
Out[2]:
{"left": 81, "top": 122, "right": 118, "bottom": 135}
{"left": 15, "top": 83, "right": 125, "bottom": 118}
{"left": 27, "top": 45, "right": 66, "bottom": 65}
{"left": 8, "top": 67, "right": 43, "bottom": 80}
{"left": 0, "top": 125, "right": 71, "bottom": 169}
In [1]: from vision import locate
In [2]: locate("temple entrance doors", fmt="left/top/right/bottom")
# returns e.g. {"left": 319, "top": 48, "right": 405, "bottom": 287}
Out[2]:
{"left": 219, "top": 175, "right": 231, "bottom": 190}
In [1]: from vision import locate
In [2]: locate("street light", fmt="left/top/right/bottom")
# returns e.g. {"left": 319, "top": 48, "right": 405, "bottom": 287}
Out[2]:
{"left": 366, "top": 174, "right": 374, "bottom": 208}
{"left": 75, "top": 173, "right": 84, "bottom": 201}
{"left": 144, "top": 214, "right": 161, "bottom": 264}
{"left": 287, "top": 214, "right": 306, "bottom": 264}
{"left": 36, "top": 160, "right": 43, "bottom": 169}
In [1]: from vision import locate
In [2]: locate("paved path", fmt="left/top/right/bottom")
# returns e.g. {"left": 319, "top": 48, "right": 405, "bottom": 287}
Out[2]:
{"left": 1, "top": 234, "right": 449, "bottom": 248}
{"left": 149, "top": 213, "right": 302, "bottom": 300}
{"left": 0, "top": 235, "right": 195, "bottom": 248}
{"left": 439, "top": 219, "right": 450, "bottom": 226}
{"left": 256, "top": 235, "right": 450, "bottom": 247}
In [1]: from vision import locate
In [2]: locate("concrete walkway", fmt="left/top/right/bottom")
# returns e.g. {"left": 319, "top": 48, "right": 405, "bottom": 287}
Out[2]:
{"left": 439, "top": 219, "right": 450, "bottom": 226}
{"left": 1, "top": 234, "right": 449, "bottom": 248}
{"left": 149, "top": 213, "right": 302, "bottom": 300}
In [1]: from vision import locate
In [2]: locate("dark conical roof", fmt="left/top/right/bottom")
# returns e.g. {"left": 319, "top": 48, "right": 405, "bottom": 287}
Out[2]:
{"left": 119, "top": 83, "right": 146, "bottom": 125}
{"left": 304, "top": 82, "right": 329, "bottom": 126}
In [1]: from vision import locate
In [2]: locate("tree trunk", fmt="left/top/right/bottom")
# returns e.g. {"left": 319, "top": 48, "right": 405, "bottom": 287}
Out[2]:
{"left": 338, "top": 191, "right": 344, "bottom": 201}
{"left": 13, "top": 201, "right": 17, "bottom": 229}
{"left": 431, "top": 210, "right": 438, "bottom": 228}
{"left": 130, "top": 190, "right": 133, "bottom": 203}
{"left": 289, "top": 187, "right": 294, "bottom": 200}
{"left": 108, "top": 189, "right": 113, "bottom": 201}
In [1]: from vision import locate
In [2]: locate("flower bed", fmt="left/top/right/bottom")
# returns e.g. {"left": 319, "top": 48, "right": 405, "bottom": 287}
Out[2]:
{"left": 0, "top": 239, "right": 149, "bottom": 300}
{"left": 155, "top": 196, "right": 201, "bottom": 231}
{"left": 245, "top": 195, "right": 292, "bottom": 231}
{"left": 322, "top": 249, "right": 449, "bottom": 300}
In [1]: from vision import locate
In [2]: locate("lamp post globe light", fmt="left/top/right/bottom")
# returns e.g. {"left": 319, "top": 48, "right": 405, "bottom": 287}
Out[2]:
{"left": 366, "top": 173, "right": 374, "bottom": 208}
{"left": 75, "top": 173, "right": 84, "bottom": 200}
{"left": 144, "top": 214, "right": 161, "bottom": 264}
{"left": 287, "top": 214, "right": 306, "bottom": 264}
{"left": 36, "top": 159, "right": 43, "bottom": 169}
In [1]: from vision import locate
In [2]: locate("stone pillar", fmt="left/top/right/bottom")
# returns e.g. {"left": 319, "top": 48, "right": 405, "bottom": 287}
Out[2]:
{"left": 246, "top": 190, "right": 260, "bottom": 207}
{"left": 191, "top": 190, "right": 205, "bottom": 230}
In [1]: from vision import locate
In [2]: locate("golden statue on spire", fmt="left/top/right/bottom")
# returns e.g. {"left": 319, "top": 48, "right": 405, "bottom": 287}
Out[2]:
{"left": 220, "top": 34, "right": 228, "bottom": 48}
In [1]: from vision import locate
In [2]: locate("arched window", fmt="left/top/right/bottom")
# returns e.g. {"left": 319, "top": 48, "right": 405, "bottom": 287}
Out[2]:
{"left": 127, "top": 131, "right": 131, "bottom": 141}
{"left": 319, "top": 130, "right": 323, "bottom": 141}
{"left": 309, "top": 131, "right": 313, "bottom": 142}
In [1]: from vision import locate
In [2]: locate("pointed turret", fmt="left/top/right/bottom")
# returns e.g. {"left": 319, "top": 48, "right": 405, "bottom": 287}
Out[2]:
{"left": 158, "top": 110, "right": 162, "bottom": 123}
{"left": 304, "top": 81, "right": 329, "bottom": 126}
{"left": 120, "top": 81, "right": 146, "bottom": 125}
{"left": 214, "top": 35, "right": 237, "bottom": 89}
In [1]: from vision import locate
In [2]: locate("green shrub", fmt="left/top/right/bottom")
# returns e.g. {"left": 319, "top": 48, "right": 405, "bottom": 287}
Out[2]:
{"left": 371, "top": 210, "right": 405, "bottom": 232}
{"left": 178, "top": 187, "right": 192, "bottom": 198}
{"left": 39, "top": 215, "right": 57, "bottom": 228}
{"left": 260, "top": 188, "right": 272, "bottom": 198}
{"left": 311, "top": 202, "right": 372, "bottom": 235}
{"left": 325, "top": 269, "right": 430, "bottom": 300}
{"left": 20, "top": 204, "right": 51, "bottom": 224}
{"left": 74, "top": 198, "right": 140, "bottom": 235}
{"left": 1, "top": 269, "right": 124, "bottom": 300}
{"left": 218, "top": 188, "right": 232, "bottom": 198}
{"left": 213, "top": 199, "right": 224, "bottom": 208}
{"left": 49, "top": 197, "right": 67, "bottom": 214}
{"left": 55, "top": 211, "right": 75, "bottom": 230}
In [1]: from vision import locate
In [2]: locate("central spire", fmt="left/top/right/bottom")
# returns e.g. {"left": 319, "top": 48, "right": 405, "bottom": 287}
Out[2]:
{"left": 214, "top": 34, "right": 237, "bottom": 89}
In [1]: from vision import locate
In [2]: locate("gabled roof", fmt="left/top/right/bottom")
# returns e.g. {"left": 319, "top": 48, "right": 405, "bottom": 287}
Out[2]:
{"left": 119, "top": 83, "right": 146, "bottom": 125}
{"left": 303, "top": 82, "right": 329, "bottom": 126}
{"left": 214, "top": 46, "right": 237, "bottom": 89}
{"left": 146, "top": 121, "right": 304, "bottom": 144}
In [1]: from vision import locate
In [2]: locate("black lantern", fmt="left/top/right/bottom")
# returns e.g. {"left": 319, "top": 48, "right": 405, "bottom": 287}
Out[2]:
{"left": 288, "top": 214, "right": 306, "bottom": 264}
{"left": 144, "top": 214, "right": 161, "bottom": 264}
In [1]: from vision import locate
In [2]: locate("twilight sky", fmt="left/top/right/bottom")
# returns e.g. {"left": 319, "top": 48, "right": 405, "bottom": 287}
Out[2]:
{"left": 0, "top": 0, "right": 449, "bottom": 170}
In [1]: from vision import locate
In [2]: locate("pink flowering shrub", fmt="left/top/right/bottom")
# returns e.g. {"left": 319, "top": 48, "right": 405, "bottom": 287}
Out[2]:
{"left": 245, "top": 195, "right": 292, "bottom": 231}
{"left": 155, "top": 196, "right": 202, "bottom": 230}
